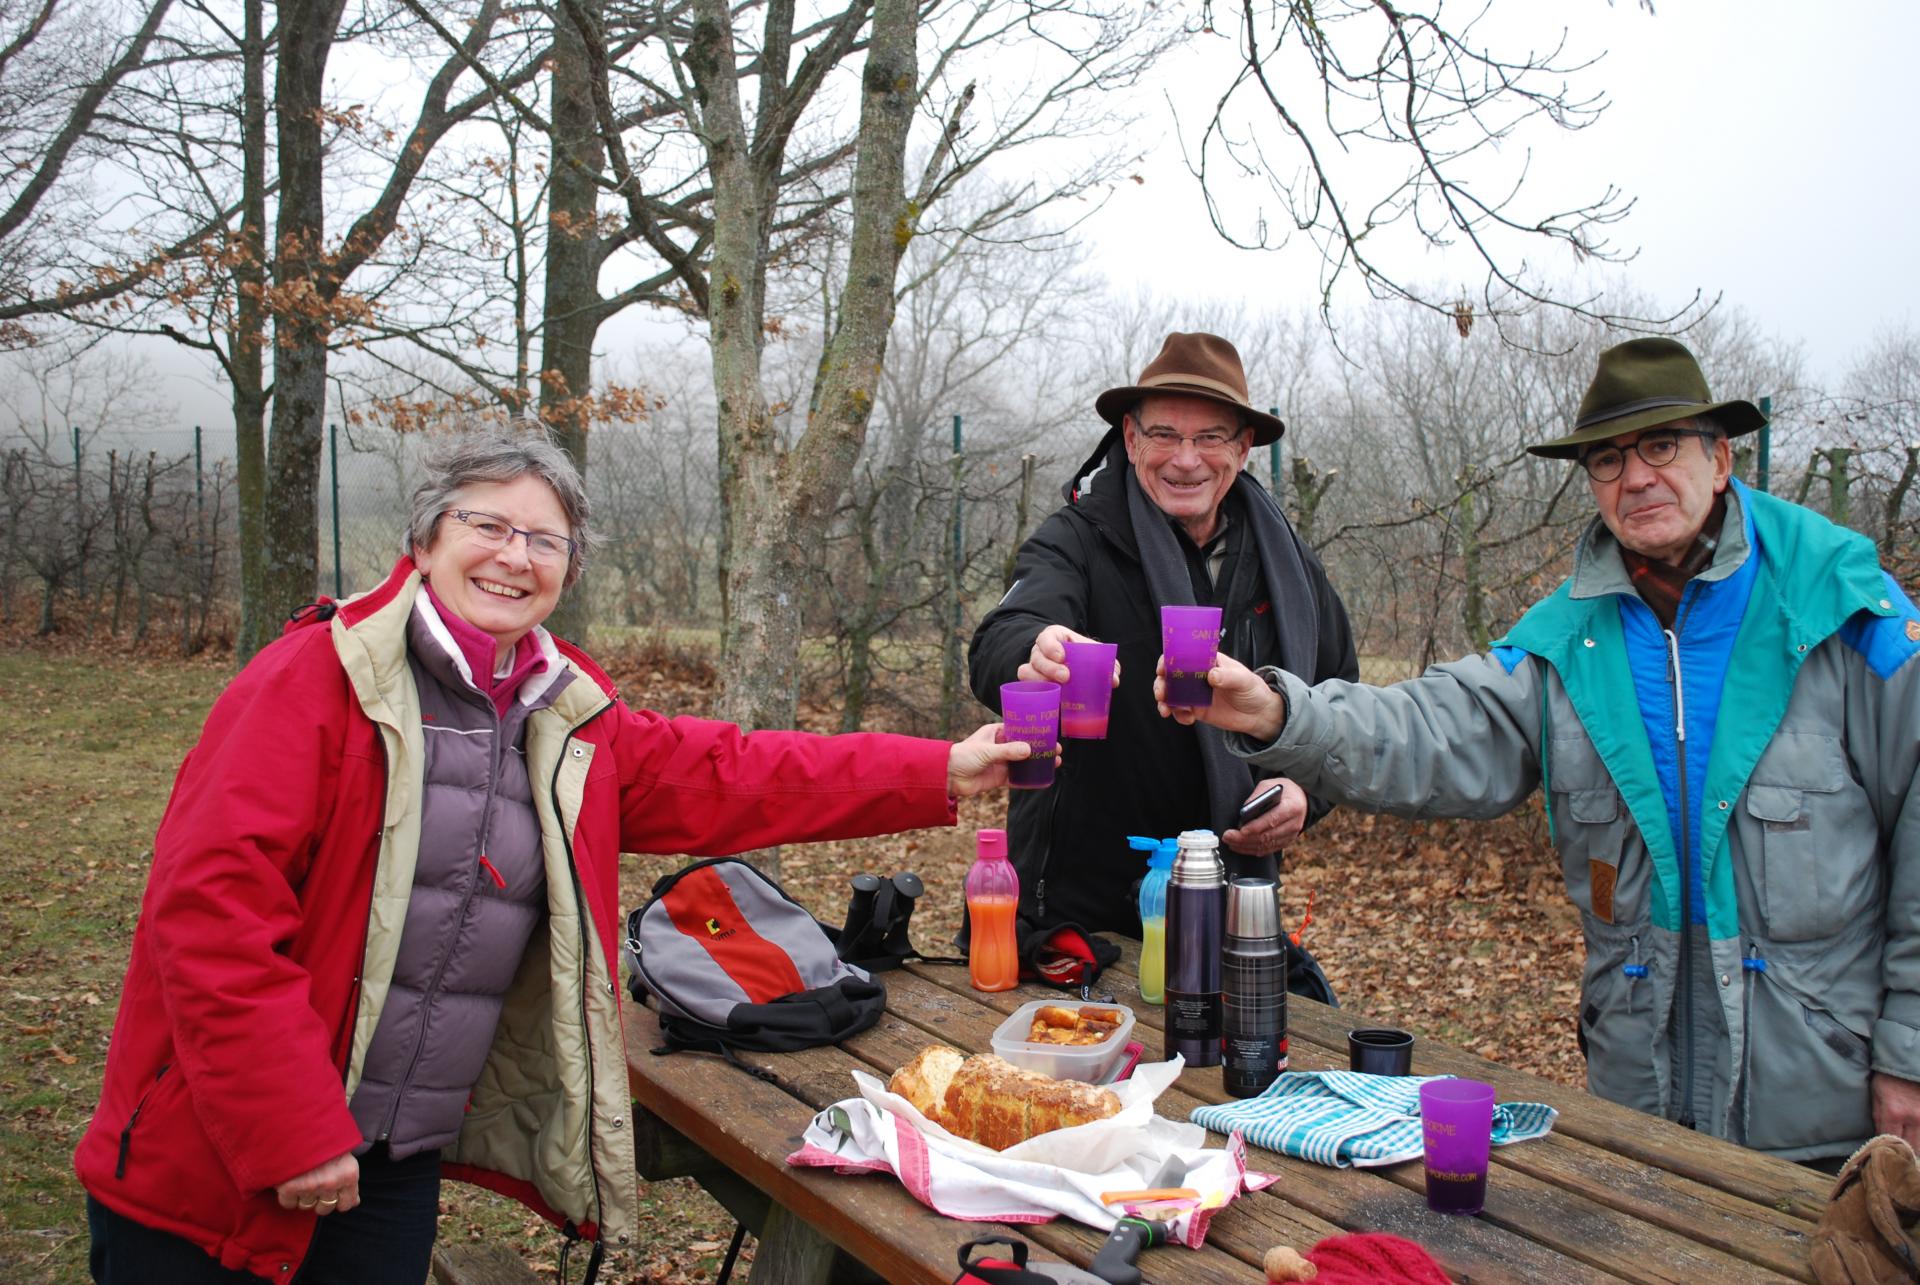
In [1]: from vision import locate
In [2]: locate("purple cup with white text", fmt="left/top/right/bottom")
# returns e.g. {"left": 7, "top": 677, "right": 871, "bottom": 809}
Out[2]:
{"left": 1160, "top": 605, "right": 1223, "bottom": 708}
{"left": 999, "top": 681, "right": 1060, "bottom": 789}
{"left": 1421, "top": 1078, "right": 1495, "bottom": 1215}
{"left": 1059, "top": 641, "right": 1118, "bottom": 739}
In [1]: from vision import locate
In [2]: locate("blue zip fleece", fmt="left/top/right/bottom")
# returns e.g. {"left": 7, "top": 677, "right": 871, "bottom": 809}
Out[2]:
{"left": 1620, "top": 500, "right": 1758, "bottom": 925}
{"left": 1499, "top": 479, "right": 1912, "bottom": 938}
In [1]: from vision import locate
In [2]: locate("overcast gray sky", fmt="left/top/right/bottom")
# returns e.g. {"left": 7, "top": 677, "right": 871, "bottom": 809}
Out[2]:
{"left": 1084, "top": 0, "right": 1918, "bottom": 382}
{"left": 68, "top": 1, "right": 1920, "bottom": 434}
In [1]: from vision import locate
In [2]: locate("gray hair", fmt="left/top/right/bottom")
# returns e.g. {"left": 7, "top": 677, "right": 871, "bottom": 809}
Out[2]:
{"left": 1123, "top": 397, "right": 1251, "bottom": 437}
{"left": 1670, "top": 414, "right": 1728, "bottom": 456}
{"left": 405, "top": 426, "right": 593, "bottom": 586}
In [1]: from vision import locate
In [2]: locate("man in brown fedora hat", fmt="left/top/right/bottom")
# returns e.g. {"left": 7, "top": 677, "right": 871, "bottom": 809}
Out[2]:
{"left": 968, "top": 332, "right": 1359, "bottom": 979}
{"left": 1171, "top": 335, "right": 1920, "bottom": 1163}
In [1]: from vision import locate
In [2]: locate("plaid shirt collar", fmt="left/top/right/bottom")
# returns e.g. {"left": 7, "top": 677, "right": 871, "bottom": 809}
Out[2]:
{"left": 1617, "top": 491, "right": 1730, "bottom": 630}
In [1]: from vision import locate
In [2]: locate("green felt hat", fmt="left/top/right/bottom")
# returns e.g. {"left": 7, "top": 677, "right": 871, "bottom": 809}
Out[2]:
{"left": 1529, "top": 336, "right": 1767, "bottom": 460}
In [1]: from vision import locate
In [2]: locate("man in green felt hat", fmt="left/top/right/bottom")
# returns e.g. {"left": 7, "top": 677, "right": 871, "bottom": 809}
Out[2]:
{"left": 1165, "top": 335, "right": 1920, "bottom": 1165}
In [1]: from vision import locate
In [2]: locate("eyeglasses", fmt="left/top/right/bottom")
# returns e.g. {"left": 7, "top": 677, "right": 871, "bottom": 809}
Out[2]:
{"left": 1578, "top": 428, "right": 1717, "bottom": 483}
{"left": 443, "top": 509, "right": 575, "bottom": 564}
{"left": 1136, "top": 425, "right": 1245, "bottom": 456}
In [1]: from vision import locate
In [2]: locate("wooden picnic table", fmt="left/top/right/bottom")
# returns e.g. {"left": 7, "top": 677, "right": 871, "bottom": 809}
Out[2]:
{"left": 625, "top": 935, "right": 1829, "bottom": 1284}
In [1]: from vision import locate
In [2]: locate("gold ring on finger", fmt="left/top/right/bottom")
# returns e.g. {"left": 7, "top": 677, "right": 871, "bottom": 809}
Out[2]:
{"left": 317, "top": 1197, "right": 339, "bottom": 1207}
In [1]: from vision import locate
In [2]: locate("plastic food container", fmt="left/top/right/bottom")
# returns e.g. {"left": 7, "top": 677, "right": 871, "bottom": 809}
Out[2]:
{"left": 990, "top": 1000, "right": 1137, "bottom": 1082}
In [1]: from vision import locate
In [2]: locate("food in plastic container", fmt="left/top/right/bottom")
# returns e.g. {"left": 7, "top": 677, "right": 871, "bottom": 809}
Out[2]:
{"left": 991, "top": 1000, "right": 1137, "bottom": 1082}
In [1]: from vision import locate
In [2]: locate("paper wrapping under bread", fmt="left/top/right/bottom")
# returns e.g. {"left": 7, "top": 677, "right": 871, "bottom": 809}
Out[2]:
{"left": 792, "top": 1054, "right": 1280, "bottom": 1247}
{"left": 854, "top": 1056, "right": 1196, "bottom": 1171}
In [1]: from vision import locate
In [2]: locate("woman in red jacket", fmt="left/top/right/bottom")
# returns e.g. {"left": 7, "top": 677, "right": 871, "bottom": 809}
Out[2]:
{"left": 76, "top": 429, "right": 1031, "bottom": 1284}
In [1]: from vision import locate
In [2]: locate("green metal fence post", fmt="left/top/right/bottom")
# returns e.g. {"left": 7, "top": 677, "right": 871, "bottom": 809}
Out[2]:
{"left": 72, "top": 423, "right": 86, "bottom": 597}
{"left": 1267, "top": 407, "right": 1282, "bottom": 503}
{"left": 329, "top": 422, "right": 343, "bottom": 597}
{"left": 944, "top": 413, "right": 965, "bottom": 738}
{"left": 194, "top": 426, "right": 205, "bottom": 640}
{"left": 1757, "top": 395, "right": 1772, "bottom": 494}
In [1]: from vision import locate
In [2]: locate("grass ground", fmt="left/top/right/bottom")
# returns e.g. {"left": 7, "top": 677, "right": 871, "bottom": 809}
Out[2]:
{"left": 0, "top": 637, "right": 1583, "bottom": 1284}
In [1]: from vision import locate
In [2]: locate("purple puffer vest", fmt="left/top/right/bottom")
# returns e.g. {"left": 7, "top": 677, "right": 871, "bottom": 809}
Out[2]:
{"left": 346, "top": 600, "right": 573, "bottom": 1158}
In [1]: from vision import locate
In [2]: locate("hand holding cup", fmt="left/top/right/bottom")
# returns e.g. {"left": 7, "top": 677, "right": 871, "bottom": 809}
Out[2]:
{"left": 1154, "top": 651, "right": 1288, "bottom": 740}
{"left": 947, "top": 723, "right": 1038, "bottom": 798}
{"left": 1019, "top": 624, "right": 1116, "bottom": 688}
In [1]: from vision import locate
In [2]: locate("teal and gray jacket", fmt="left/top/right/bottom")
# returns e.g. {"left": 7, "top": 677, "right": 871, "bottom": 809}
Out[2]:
{"left": 1233, "top": 481, "right": 1920, "bottom": 1160}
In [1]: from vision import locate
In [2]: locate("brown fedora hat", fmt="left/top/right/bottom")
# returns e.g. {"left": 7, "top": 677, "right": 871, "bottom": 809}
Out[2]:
{"left": 1094, "top": 332, "right": 1286, "bottom": 446}
{"left": 1530, "top": 336, "right": 1768, "bottom": 460}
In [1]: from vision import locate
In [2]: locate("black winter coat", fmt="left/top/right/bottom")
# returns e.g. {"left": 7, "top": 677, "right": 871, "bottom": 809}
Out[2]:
{"left": 968, "top": 442, "right": 1359, "bottom": 935}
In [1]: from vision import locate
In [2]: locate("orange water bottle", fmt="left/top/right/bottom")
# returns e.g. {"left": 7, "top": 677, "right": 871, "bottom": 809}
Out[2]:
{"left": 967, "top": 829, "right": 1020, "bottom": 992}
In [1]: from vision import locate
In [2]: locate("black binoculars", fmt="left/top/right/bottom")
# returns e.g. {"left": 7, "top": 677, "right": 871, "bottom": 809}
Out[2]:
{"left": 836, "top": 871, "right": 925, "bottom": 971}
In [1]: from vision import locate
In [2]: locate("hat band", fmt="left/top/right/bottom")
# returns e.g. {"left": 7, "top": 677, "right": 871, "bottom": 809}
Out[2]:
{"left": 1138, "top": 371, "right": 1251, "bottom": 407}
{"left": 1574, "top": 394, "right": 1700, "bottom": 431}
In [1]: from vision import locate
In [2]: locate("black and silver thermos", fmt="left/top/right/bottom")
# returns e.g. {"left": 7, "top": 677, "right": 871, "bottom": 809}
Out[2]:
{"left": 1222, "top": 876, "right": 1288, "bottom": 1097}
{"left": 1165, "top": 829, "right": 1226, "bottom": 1066}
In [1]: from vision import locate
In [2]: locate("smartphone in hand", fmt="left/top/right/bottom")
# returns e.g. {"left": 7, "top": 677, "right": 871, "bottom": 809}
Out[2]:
{"left": 1237, "top": 782, "right": 1286, "bottom": 824}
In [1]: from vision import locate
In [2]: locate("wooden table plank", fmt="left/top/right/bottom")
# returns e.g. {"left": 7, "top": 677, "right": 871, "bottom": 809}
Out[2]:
{"left": 885, "top": 968, "right": 1635, "bottom": 1284}
{"left": 1094, "top": 939, "right": 1831, "bottom": 1222}
{"left": 624, "top": 935, "right": 1828, "bottom": 1285}
{"left": 627, "top": 1023, "right": 969, "bottom": 1285}
{"left": 899, "top": 962, "right": 1808, "bottom": 1283}
{"left": 629, "top": 1009, "right": 1257, "bottom": 1283}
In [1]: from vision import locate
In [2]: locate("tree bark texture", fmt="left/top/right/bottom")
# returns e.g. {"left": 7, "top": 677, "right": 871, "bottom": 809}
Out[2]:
{"left": 232, "top": 0, "right": 272, "bottom": 660}
{"left": 707, "top": 0, "right": 916, "bottom": 732}
{"left": 690, "top": 0, "right": 786, "bottom": 725}
{"left": 540, "top": 0, "right": 606, "bottom": 645}
{"left": 261, "top": 0, "right": 348, "bottom": 627}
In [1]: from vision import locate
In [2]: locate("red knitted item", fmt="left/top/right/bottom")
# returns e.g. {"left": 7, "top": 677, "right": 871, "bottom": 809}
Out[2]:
{"left": 1305, "top": 1233, "right": 1451, "bottom": 1284}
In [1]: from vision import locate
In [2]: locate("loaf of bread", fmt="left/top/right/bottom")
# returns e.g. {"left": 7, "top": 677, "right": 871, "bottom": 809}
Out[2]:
{"left": 886, "top": 1045, "right": 1121, "bottom": 1150}
{"left": 888, "top": 1044, "right": 965, "bottom": 1119}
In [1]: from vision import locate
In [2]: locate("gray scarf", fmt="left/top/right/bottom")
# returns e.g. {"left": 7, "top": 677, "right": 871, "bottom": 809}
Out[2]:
{"left": 1124, "top": 461, "right": 1321, "bottom": 876}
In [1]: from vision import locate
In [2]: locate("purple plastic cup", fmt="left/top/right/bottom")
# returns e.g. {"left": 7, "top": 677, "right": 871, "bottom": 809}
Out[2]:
{"left": 1161, "top": 605, "right": 1223, "bottom": 708}
{"left": 1421, "top": 1078, "right": 1495, "bottom": 1215}
{"left": 999, "top": 681, "right": 1060, "bottom": 789}
{"left": 1059, "top": 641, "right": 1118, "bottom": 739}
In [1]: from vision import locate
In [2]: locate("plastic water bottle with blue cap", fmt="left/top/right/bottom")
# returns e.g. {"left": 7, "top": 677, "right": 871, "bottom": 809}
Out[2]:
{"left": 1134, "top": 837, "right": 1174, "bottom": 1004}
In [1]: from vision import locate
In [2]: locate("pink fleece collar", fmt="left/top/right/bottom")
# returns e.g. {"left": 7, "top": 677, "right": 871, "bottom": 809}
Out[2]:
{"left": 422, "top": 582, "right": 546, "bottom": 714}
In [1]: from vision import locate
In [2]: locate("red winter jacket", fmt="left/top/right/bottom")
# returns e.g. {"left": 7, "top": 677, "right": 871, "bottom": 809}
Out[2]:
{"left": 75, "top": 559, "right": 957, "bottom": 1278}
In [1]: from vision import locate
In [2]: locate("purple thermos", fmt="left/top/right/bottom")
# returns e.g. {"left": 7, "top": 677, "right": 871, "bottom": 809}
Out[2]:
{"left": 1164, "top": 828, "right": 1226, "bottom": 1066}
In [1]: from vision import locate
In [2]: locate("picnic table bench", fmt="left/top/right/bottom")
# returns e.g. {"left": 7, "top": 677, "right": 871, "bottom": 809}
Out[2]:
{"left": 625, "top": 935, "right": 1829, "bottom": 1284}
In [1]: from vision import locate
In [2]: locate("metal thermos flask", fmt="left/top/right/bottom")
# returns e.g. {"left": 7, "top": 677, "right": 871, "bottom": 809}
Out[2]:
{"left": 1223, "top": 877, "right": 1288, "bottom": 1097}
{"left": 1165, "top": 829, "right": 1226, "bottom": 1066}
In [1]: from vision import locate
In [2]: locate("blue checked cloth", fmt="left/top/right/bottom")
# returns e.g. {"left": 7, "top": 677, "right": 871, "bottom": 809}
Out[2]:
{"left": 1189, "top": 1071, "right": 1558, "bottom": 1168}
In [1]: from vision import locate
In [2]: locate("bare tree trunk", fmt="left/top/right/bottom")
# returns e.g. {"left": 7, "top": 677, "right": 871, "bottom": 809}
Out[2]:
{"left": 714, "top": 0, "right": 916, "bottom": 725}
{"left": 1886, "top": 445, "right": 1919, "bottom": 553}
{"left": 694, "top": 0, "right": 798, "bottom": 726}
{"left": 233, "top": 0, "right": 273, "bottom": 660}
{"left": 840, "top": 622, "right": 875, "bottom": 732}
{"left": 1824, "top": 446, "right": 1853, "bottom": 529}
{"left": 262, "top": 0, "right": 347, "bottom": 626}
{"left": 1456, "top": 473, "right": 1488, "bottom": 653}
{"left": 540, "top": 0, "right": 606, "bottom": 646}
{"left": 1289, "top": 454, "right": 1338, "bottom": 547}
{"left": 1000, "top": 453, "right": 1034, "bottom": 591}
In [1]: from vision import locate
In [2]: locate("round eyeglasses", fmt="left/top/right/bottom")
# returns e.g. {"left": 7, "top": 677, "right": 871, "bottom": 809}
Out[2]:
{"left": 1579, "top": 428, "right": 1717, "bottom": 483}
{"left": 442, "top": 509, "right": 575, "bottom": 564}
